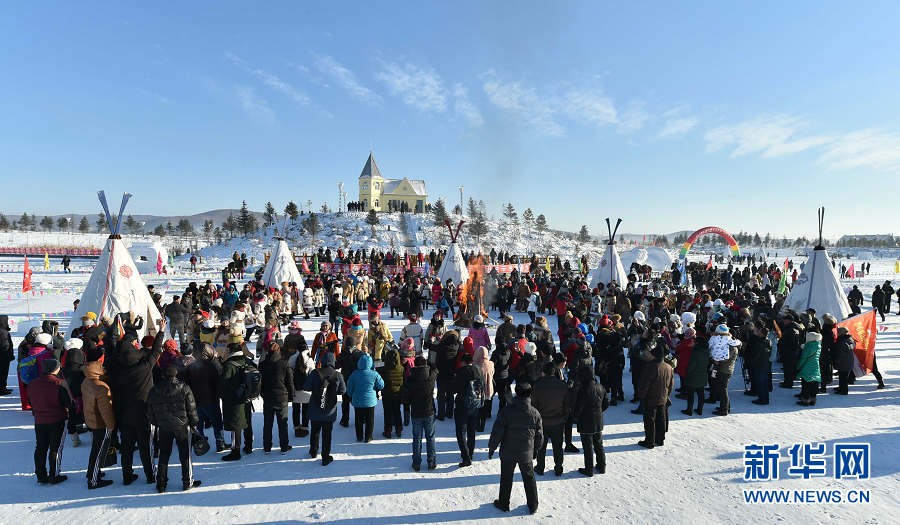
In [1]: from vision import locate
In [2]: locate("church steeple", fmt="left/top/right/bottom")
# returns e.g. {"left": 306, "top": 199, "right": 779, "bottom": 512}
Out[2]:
{"left": 359, "top": 152, "right": 382, "bottom": 179}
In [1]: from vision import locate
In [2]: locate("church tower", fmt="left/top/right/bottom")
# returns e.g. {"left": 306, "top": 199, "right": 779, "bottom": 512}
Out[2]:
{"left": 358, "top": 152, "right": 384, "bottom": 211}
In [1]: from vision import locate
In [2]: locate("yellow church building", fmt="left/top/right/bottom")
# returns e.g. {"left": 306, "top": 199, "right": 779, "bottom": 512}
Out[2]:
{"left": 358, "top": 153, "right": 427, "bottom": 213}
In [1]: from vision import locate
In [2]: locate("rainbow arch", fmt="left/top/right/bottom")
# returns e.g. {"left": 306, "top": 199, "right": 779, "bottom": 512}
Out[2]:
{"left": 678, "top": 226, "right": 741, "bottom": 259}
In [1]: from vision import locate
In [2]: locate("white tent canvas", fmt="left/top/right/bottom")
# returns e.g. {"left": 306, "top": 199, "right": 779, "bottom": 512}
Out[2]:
{"left": 590, "top": 244, "right": 627, "bottom": 288}
{"left": 71, "top": 236, "right": 163, "bottom": 338}
{"left": 782, "top": 246, "right": 852, "bottom": 321}
{"left": 261, "top": 239, "right": 305, "bottom": 290}
{"left": 437, "top": 242, "right": 469, "bottom": 287}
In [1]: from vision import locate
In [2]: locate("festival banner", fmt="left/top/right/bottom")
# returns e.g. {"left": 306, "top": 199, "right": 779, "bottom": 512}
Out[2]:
{"left": 847, "top": 263, "right": 855, "bottom": 279}
{"left": 22, "top": 256, "right": 33, "bottom": 293}
{"left": 837, "top": 310, "right": 877, "bottom": 376}
{"left": 777, "top": 258, "right": 789, "bottom": 294}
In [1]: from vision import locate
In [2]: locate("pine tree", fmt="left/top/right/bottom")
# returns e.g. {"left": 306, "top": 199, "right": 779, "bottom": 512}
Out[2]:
{"left": 19, "top": 213, "right": 29, "bottom": 230}
{"left": 303, "top": 212, "right": 321, "bottom": 246}
{"left": 31, "top": 214, "right": 38, "bottom": 231}
{"left": 96, "top": 213, "right": 106, "bottom": 233}
{"left": 466, "top": 197, "right": 478, "bottom": 219}
{"left": 203, "top": 220, "right": 214, "bottom": 242}
{"left": 56, "top": 217, "right": 69, "bottom": 231}
{"left": 503, "top": 203, "right": 517, "bottom": 225}
{"left": 176, "top": 219, "right": 194, "bottom": 236}
{"left": 40, "top": 216, "right": 53, "bottom": 232}
{"left": 467, "top": 211, "right": 489, "bottom": 243}
{"left": 535, "top": 214, "right": 548, "bottom": 233}
{"left": 0, "top": 214, "right": 8, "bottom": 230}
{"left": 125, "top": 215, "right": 138, "bottom": 234}
{"left": 263, "top": 201, "right": 276, "bottom": 227}
{"left": 432, "top": 199, "right": 449, "bottom": 226}
{"left": 365, "top": 209, "right": 379, "bottom": 226}
{"left": 284, "top": 201, "right": 299, "bottom": 223}
{"left": 522, "top": 208, "right": 534, "bottom": 233}
{"left": 238, "top": 201, "right": 255, "bottom": 236}
{"left": 78, "top": 216, "right": 89, "bottom": 233}
{"left": 222, "top": 214, "right": 236, "bottom": 238}
{"left": 154, "top": 224, "right": 166, "bottom": 236}
{"left": 166, "top": 221, "right": 175, "bottom": 236}
{"left": 577, "top": 225, "right": 590, "bottom": 244}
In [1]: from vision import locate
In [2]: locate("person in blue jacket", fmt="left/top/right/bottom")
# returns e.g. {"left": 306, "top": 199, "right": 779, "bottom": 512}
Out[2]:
{"left": 345, "top": 353, "right": 384, "bottom": 442}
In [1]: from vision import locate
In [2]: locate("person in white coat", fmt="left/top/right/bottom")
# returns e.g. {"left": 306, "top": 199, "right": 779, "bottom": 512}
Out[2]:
{"left": 285, "top": 321, "right": 315, "bottom": 438}
{"left": 400, "top": 314, "right": 424, "bottom": 355}
{"left": 526, "top": 292, "right": 540, "bottom": 323}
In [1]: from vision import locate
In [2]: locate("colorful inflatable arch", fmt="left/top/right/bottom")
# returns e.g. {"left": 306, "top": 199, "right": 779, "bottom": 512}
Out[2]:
{"left": 678, "top": 226, "right": 741, "bottom": 259}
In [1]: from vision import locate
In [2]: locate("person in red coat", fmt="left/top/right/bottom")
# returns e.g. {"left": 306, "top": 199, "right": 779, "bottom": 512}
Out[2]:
{"left": 28, "top": 358, "right": 73, "bottom": 484}
{"left": 674, "top": 329, "right": 695, "bottom": 394}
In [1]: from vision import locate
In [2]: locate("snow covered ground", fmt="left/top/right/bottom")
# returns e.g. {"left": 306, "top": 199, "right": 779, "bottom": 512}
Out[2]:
{"left": 0, "top": 256, "right": 898, "bottom": 523}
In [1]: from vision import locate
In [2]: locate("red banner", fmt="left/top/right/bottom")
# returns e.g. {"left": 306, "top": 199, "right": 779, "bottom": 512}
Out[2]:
{"left": 22, "top": 256, "right": 32, "bottom": 292}
{"left": 837, "top": 310, "right": 877, "bottom": 376}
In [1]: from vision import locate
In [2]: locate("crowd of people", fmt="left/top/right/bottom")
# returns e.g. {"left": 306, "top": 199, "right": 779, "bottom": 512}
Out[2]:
{"left": 1, "top": 250, "right": 888, "bottom": 513}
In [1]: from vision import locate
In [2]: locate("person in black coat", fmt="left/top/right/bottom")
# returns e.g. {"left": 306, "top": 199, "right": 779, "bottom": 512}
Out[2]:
{"left": 572, "top": 365, "right": 609, "bottom": 476}
{"left": 303, "top": 352, "right": 346, "bottom": 466}
{"left": 832, "top": 328, "right": 855, "bottom": 395}
{"left": 490, "top": 342, "right": 512, "bottom": 413}
{"left": 0, "top": 315, "right": 14, "bottom": 395}
{"left": 219, "top": 344, "right": 253, "bottom": 461}
{"left": 110, "top": 328, "right": 165, "bottom": 486}
{"left": 184, "top": 344, "right": 226, "bottom": 451}
{"left": 259, "top": 341, "right": 294, "bottom": 454}
{"left": 147, "top": 365, "right": 200, "bottom": 492}
{"left": 400, "top": 356, "right": 439, "bottom": 471}
{"left": 778, "top": 316, "right": 804, "bottom": 389}
{"left": 453, "top": 352, "right": 481, "bottom": 467}
{"left": 435, "top": 331, "right": 461, "bottom": 420}
{"left": 883, "top": 281, "right": 894, "bottom": 315}
{"left": 488, "top": 382, "right": 543, "bottom": 515}
{"left": 872, "top": 286, "right": 885, "bottom": 322}
{"left": 531, "top": 362, "right": 569, "bottom": 476}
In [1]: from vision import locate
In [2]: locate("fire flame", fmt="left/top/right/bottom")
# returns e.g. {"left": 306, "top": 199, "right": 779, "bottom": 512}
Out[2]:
{"left": 457, "top": 255, "right": 487, "bottom": 318}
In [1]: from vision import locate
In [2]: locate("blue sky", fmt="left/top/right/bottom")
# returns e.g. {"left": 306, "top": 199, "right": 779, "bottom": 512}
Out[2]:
{"left": 2, "top": 1, "right": 898, "bottom": 238}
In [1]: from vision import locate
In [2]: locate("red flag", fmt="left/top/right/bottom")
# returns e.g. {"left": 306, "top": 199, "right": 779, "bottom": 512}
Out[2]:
{"left": 22, "top": 256, "right": 33, "bottom": 292}
{"left": 301, "top": 256, "right": 310, "bottom": 274}
{"left": 837, "top": 310, "right": 876, "bottom": 376}
{"left": 706, "top": 256, "right": 713, "bottom": 270}
{"left": 156, "top": 252, "right": 163, "bottom": 275}
{"left": 847, "top": 263, "right": 855, "bottom": 279}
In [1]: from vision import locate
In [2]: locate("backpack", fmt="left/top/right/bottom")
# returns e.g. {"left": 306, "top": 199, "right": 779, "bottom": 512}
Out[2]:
{"left": 314, "top": 370, "right": 337, "bottom": 412}
{"left": 293, "top": 353, "right": 309, "bottom": 391}
{"left": 239, "top": 361, "right": 262, "bottom": 403}
{"left": 463, "top": 371, "right": 484, "bottom": 410}
{"left": 18, "top": 350, "right": 47, "bottom": 385}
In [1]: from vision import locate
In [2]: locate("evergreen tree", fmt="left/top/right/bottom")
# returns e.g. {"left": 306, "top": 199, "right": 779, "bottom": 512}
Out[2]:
{"left": 263, "top": 201, "right": 277, "bottom": 227}
{"left": 577, "top": 225, "right": 590, "bottom": 244}
{"left": 19, "top": 213, "right": 29, "bottom": 230}
{"left": 96, "top": 213, "right": 107, "bottom": 233}
{"left": 302, "top": 212, "right": 321, "bottom": 246}
{"left": 503, "top": 203, "right": 517, "bottom": 225}
{"left": 56, "top": 217, "right": 69, "bottom": 231}
{"left": 125, "top": 215, "right": 138, "bottom": 234}
{"left": 78, "top": 216, "right": 89, "bottom": 233}
{"left": 535, "top": 214, "right": 548, "bottom": 233}
{"left": 466, "top": 197, "right": 479, "bottom": 219}
{"left": 176, "top": 218, "right": 194, "bottom": 236}
{"left": 320, "top": 203, "right": 329, "bottom": 214}
{"left": 365, "top": 209, "right": 379, "bottom": 226}
{"left": 238, "top": 201, "right": 256, "bottom": 235}
{"left": 40, "top": 216, "right": 54, "bottom": 232}
{"left": 522, "top": 208, "right": 534, "bottom": 233}
{"left": 222, "top": 213, "right": 236, "bottom": 238}
{"left": 153, "top": 224, "right": 166, "bottom": 236}
{"left": 31, "top": 214, "right": 38, "bottom": 231}
{"left": 467, "top": 210, "right": 489, "bottom": 243}
{"left": 0, "top": 214, "right": 8, "bottom": 230}
{"left": 753, "top": 232, "right": 762, "bottom": 245}
{"left": 284, "top": 201, "right": 299, "bottom": 223}
{"left": 203, "top": 219, "right": 214, "bottom": 242}
{"left": 432, "top": 199, "right": 449, "bottom": 226}
{"left": 166, "top": 221, "right": 175, "bottom": 236}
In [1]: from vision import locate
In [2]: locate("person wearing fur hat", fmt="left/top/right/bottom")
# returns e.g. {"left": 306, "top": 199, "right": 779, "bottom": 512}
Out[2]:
{"left": 400, "top": 314, "right": 424, "bottom": 355}
{"left": 424, "top": 311, "right": 447, "bottom": 354}
{"left": 29, "top": 358, "right": 72, "bottom": 484}
{"left": 796, "top": 332, "right": 822, "bottom": 406}
{"left": 368, "top": 315, "right": 394, "bottom": 366}
{"left": 109, "top": 321, "right": 166, "bottom": 486}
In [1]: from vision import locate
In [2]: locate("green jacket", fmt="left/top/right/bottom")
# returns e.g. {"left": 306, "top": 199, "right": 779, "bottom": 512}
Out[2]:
{"left": 219, "top": 353, "right": 248, "bottom": 431}
{"left": 796, "top": 340, "right": 821, "bottom": 382}
{"left": 378, "top": 348, "right": 405, "bottom": 400}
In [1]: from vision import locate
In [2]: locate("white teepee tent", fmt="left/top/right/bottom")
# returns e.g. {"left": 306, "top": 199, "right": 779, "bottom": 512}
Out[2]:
{"left": 590, "top": 243, "right": 628, "bottom": 289}
{"left": 437, "top": 242, "right": 469, "bottom": 287}
{"left": 70, "top": 192, "right": 162, "bottom": 338}
{"left": 261, "top": 238, "right": 305, "bottom": 290}
{"left": 590, "top": 218, "right": 628, "bottom": 289}
{"left": 782, "top": 208, "right": 852, "bottom": 321}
